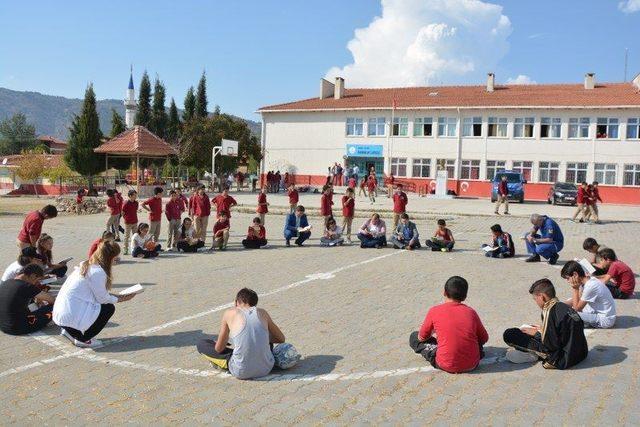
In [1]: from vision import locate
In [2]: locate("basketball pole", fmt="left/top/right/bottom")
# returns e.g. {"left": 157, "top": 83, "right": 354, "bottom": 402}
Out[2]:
{"left": 211, "top": 146, "right": 222, "bottom": 190}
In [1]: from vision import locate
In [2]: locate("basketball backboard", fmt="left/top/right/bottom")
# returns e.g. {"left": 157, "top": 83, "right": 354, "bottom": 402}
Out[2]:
{"left": 221, "top": 139, "right": 239, "bottom": 157}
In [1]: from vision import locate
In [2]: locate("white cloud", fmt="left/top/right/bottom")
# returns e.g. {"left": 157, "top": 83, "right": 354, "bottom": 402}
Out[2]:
{"left": 619, "top": 0, "right": 640, "bottom": 13}
{"left": 506, "top": 74, "right": 536, "bottom": 85}
{"left": 326, "top": 0, "right": 512, "bottom": 87}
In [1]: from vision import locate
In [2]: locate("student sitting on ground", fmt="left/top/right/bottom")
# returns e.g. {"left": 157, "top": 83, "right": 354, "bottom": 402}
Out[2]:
{"left": 130, "top": 223, "right": 161, "bottom": 258}
{"left": 425, "top": 219, "right": 455, "bottom": 252}
{"left": 482, "top": 224, "right": 514, "bottom": 258}
{"left": 0, "top": 264, "right": 56, "bottom": 335}
{"left": 357, "top": 213, "right": 387, "bottom": 248}
{"left": 503, "top": 279, "right": 588, "bottom": 369}
{"left": 390, "top": 213, "right": 420, "bottom": 250}
{"left": 54, "top": 241, "right": 136, "bottom": 348}
{"left": 409, "top": 276, "right": 488, "bottom": 373}
{"left": 89, "top": 232, "right": 115, "bottom": 258}
{"left": 561, "top": 261, "right": 616, "bottom": 329}
{"left": 176, "top": 217, "right": 205, "bottom": 253}
{"left": 320, "top": 217, "right": 344, "bottom": 247}
{"left": 36, "top": 233, "right": 69, "bottom": 278}
{"left": 242, "top": 217, "right": 268, "bottom": 249}
{"left": 582, "top": 238, "right": 607, "bottom": 275}
{"left": 283, "top": 205, "right": 312, "bottom": 247}
{"left": 211, "top": 212, "right": 231, "bottom": 251}
{"left": 596, "top": 248, "right": 636, "bottom": 299}
{"left": 2, "top": 247, "right": 45, "bottom": 283}
{"left": 197, "top": 287, "right": 286, "bottom": 380}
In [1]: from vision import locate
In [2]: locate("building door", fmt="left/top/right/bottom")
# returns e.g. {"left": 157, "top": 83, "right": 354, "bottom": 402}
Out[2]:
{"left": 347, "top": 157, "right": 384, "bottom": 183}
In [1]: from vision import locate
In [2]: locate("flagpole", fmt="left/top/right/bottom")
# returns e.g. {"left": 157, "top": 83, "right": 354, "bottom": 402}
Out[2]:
{"left": 388, "top": 95, "right": 395, "bottom": 177}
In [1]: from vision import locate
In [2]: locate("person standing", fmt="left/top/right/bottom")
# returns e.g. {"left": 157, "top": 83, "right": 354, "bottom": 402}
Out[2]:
{"left": 106, "top": 189, "right": 122, "bottom": 241}
{"left": 256, "top": 187, "right": 269, "bottom": 226}
{"left": 366, "top": 174, "right": 377, "bottom": 204}
{"left": 572, "top": 182, "right": 588, "bottom": 222}
{"left": 16, "top": 205, "right": 58, "bottom": 251}
{"left": 352, "top": 164, "right": 360, "bottom": 182}
{"left": 287, "top": 184, "right": 299, "bottom": 213}
{"left": 341, "top": 188, "right": 355, "bottom": 244}
{"left": 142, "top": 186, "right": 164, "bottom": 241}
{"left": 121, "top": 190, "right": 139, "bottom": 256}
{"left": 320, "top": 185, "right": 334, "bottom": 228}
{"left": 212, "top": 188, "right": 238, "bottom": 222}
{"left": 192, "top": 185, "right": 211, "bottom": 244}
{"left": 589, "top": 181, "right": 602, "bottom": 224}
{"left": 165, "top": 190, "right": 182, "bottom": 251}
{"left": 392, "top": 183, "right": 408, "bottom": 228}
{"left": 494, "top": 175, "right": 509, "bottom": 215}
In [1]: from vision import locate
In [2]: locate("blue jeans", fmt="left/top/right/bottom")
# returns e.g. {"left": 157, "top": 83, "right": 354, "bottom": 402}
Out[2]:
{"left": 525, "top": 234, "right": 562, "bottom": 259}
{"left": 284, "top": 229, "right": 311, "bottom": 245}
{"left": 358, "top": 234, "right": 386, "bottom": 248}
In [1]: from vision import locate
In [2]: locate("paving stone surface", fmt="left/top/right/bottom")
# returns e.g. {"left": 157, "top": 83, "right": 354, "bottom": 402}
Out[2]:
{"left": 0, "top": 195, "right": 638, "bottom": 425}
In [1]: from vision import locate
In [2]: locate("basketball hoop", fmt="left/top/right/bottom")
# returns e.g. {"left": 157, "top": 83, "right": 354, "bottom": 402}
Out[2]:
{"left": 221, "top": 139, "right": 239, "bottom": 157}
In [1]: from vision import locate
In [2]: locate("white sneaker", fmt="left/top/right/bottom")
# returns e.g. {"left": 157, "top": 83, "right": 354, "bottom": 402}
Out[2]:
{"left": 73, "top": 338, "right": 104, "bottom": 349}
{"left": 505, "top": 349, "right": 538, "bottom": 364}
{"left": 60, "top": 328, "right": 75, "bottom": 343}
{"left": 167, "top": 247, "right": 175, "bottom": 252}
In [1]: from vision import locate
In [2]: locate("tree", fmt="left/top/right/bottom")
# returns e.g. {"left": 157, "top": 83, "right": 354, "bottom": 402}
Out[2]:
{"left": 195, "top": 72, "right": 208, "bottom": 119}
{"left": 0, "top": 113, "right": 37, "bottom": 155}
{"left": 110, "top": 108, "right": 126, "bottom": 138}
{"left": 134, "top": 71, "right": 152, "bottom": 127}
{"left": 64, "top": 84, "right": 104, "bottom": 191}
{"left": 16, "top": 148, "right": 47, "bottom": 197}
{"left": 167, "top": 98, "right": 181, "bottom": 143}
{"left": 44, "top": 161, "right": 77, "bottom": 188}
{"left": 213, "top": 104, "right": 221, "bottom": 116}
{"left": 150, "top": 78, "right": 168, "bottom": 138}
{"left": 183, "top": 86, "right": 195, "bottom": 122}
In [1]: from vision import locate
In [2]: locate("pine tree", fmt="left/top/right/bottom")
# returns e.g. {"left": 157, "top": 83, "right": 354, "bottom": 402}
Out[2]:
{"left": 183, "top": 86, "right": 195, "bottom": 122}
{"left": 150, "top": 78, "right": 168, "bottom": 138}
{"left": 213, "top": 104, "right": 221, "bottom": 116}
{"left": 167, "top": 98, "right": 181, "bottom": 143}
{"left": 134, "top": 71, "right": 152, "bottom": 127}
{"left": 195, "top": 72, "right": 208, "bottom": 118}
{"left": 65, "top": 84, "right": 104, "bottom": 191}
{"left": 109, "top": 108, "right": 126, "bottom": 138}
{"left": 0, "top": 113, "right": 37, "bottom": 155}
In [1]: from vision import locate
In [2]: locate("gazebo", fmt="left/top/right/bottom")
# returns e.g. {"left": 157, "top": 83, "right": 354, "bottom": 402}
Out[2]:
{"left": 94, "top": 125, "right": 178, "bottom": 195}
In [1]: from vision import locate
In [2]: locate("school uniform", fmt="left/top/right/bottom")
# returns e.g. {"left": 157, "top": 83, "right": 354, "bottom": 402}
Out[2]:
{"left": 495, "top": 180, "right": 509, "bottom": 214}
{"left": 572, "top": 187, "right": 587, "bottom": 221}
{"left": 106, "top": 196, "right": 121, "bottom": 239}
{"left": 320, "top": 194, "right": 333, "bottom": 227}
{"left": 366, "top": 177, "right": 377, "bottom": 202}
{"left": 17, "top": 211, "right": 45, "bottom": 250}
{"left": 142, "top": 197, "right": 163, "bottom": 241}
{"left": 242, "top": 225, "right": 267, "bottom": 249}
{"left": 165, "top": 199, "right": 182, "bottom": 249}
{"left": 287, "top": 189, "right": 299, "bottom": 213}
{"left": 256, "top": 193, "right": 268, "bottom": 226}
{"left": 121, "top": 200, "right": 139, "bottom": 255}
{"left": 212, "top": 219, "right": 230, "bottom": 250}
{"left": 192, "top": 193, "right": 211, "bottom": 244}
{"left": 212, "top": 194, "right": 237, "bottom": 219}
{"left": 392, "top": 191, "right": 408, "bottom": 228}
{"left": 341, "top": 195, "right": 355, "bottom": 241}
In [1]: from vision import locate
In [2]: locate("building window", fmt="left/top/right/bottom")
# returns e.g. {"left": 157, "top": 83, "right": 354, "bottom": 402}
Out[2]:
{"left": 540, "top": 117, "right": 561, "bottom": 138}
{"left": 392, "top": 117, "right": 408, "bottom": 136}
{"left": 514, "top": 117, "right": 534, "bottom": 138}
{"left": 346, "top": 118, "right": 363, "bottom": 136}
{"left": 488, "top": 117, "right": 508, "bottom": 137}
{"left": 594, "top": 163, "right": 616, "bottom": 185}
{"left": 413, "top": 117, "right": 433, "bottom": 136}
{"left": 460, "top": 160, "right": 480, "bottom": 180}
{"left": 462, "top": 117, "right": 482, "bottom": 137}
{"left": 569, "top": 118, "right": 590, "bottom": 139}
{"left": 437, "top": 117, "right": 457, "bottom": 137}
{"left": 566, "top": 162, "right": 588, "bottom": 184}
{"left": 436, "top": 158, "right": 455, "bottom": 178}
{"left": 512, "top": 161, "right": 533, "bottom": 181}
{"left": 367, "top": 117, "right": 386, "bottom": 136}
{"left": 412, "top": 158, "right": 431, "bottom": 178}
{"left": 624, "top": 164, "right": 640, "bottom": 186}
{"left": 486, "top": 160, "right": 506, "bottom": 181}
{"left": 627, "top": 118, "right": 640, "bottom": 139}
{"left": 596, "top": 117, "right": 619, "bottom": 139}
{"left": 538, "top": 161, "right": 560, "bottom": 183}
{"left": 391, "top": 157, "right": 407, "bottom": 177}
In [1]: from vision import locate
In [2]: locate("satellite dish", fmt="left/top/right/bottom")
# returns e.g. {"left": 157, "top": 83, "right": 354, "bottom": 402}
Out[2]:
{"left": 2, "top": 158, "right": 7, "bottom": 165}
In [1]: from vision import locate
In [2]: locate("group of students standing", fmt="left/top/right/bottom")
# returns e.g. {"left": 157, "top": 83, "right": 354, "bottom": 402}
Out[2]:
{"left": 572, "top": 181, "right": 603, "bottom": 224}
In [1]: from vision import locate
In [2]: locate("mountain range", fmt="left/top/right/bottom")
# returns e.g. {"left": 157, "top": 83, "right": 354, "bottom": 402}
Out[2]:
{"left": 0, "top": 87, "right": 261, "bottom": 140}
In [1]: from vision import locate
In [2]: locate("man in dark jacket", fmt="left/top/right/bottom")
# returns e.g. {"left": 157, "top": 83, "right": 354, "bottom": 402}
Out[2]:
{"left": 283, "top": 205, "right": 311, "bottom": 247}
{"left": 503, "top": 278, "right": 588, "bottom": 369}
{"left": 494, "top": 175, "right": 509, "bottom": 215}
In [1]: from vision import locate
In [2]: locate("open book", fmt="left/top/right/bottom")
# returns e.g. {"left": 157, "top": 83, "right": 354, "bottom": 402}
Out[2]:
{"left": 577, "top": 258, "right": 596, "bottom": 275}
{"left": 299, "top": 225, "right": 312, "bottom": 232}
{"left": 482, "top": 246, "right": 499, "bottom": 252}
{"left": 58, "top": 257, "right": 73, "bottom": 264}
{"left": 119, "top": 284, "right": 145, "bottom": 296}
{"left": 40, "top": 276, "right": 58, "bottom": 285}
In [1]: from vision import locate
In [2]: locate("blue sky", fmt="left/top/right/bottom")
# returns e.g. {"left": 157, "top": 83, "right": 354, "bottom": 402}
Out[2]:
{"left": 0, "top": 0, "right": 639, "bottom": 121}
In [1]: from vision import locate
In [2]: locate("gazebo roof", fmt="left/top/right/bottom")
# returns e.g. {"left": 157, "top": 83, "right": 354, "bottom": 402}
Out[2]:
{"left": 94, "top": 126, "right": 177, "bottom": 157}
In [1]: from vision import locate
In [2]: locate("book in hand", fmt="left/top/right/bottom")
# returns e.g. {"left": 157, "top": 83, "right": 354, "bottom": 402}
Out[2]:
{"left": 300, "top": 225, "right": 312, "bottom": 232}
{"left": 40, "top": 276, "right": 58, "bottom": 285}
{"left": 58, "top": 257, "right": 73, "bottom": 264}
{"left": 482, "top": 246, "right": 499, "bottom": 252}
{"left": 577, "top": 258, "right": 596, "bottom": 275}
{"left": 119, "top": 284, "right": 145, "bottom": 296}
{"left": 520, "top": 324, "right": 535, "bottom": 329}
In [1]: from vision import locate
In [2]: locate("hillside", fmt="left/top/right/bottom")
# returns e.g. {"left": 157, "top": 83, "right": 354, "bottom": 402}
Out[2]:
{"left": 0, "top": 87, "right": 261, "bottom": 140}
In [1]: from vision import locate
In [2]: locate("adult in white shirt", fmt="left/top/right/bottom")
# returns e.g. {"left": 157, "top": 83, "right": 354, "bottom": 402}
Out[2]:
{"left": 357, "top": 213, "right": 387, "bottom": 249}
{"left": 561, "top": 260, "right": 616, "bottom": 329}
{"left": 53, "top": 240, "right": 136, "bottom": 348}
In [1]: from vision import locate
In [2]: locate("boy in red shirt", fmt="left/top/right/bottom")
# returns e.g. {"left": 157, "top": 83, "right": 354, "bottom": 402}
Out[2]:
{"left": 211, "top": 212, "right": 230, "bottom": 251}
{"left": 76, "top": 189, "right": 85, "bottom": 215}
{"left": 212, "top": 188, "right": 237, "bottom": 221}
{"left": 347, "top": 176, "right": 356, "bottom": 190}
{"left": 256, "top": 187, "right": 269, "bottom": 226}
{"left": 410, "top": 276, "right": 488, "bottom": 373}
{"left": 287, "top": 184, "right": 299, "bottom": 213}
{"left": 572, "top": 182, "right": 588, "bottom": 222}
{"left": 341, "top": 188, "right": 355, "bottom": 244}
{"left": 392, "top": 183, "right": 408, "bottom": 228}
{"left": 88, "top": 231, "right": 115, "bottom": 258}
{"left": 176, "top": 188, "right": 188, "bottom": 215}
{"left": 590, "top": 181, "right": 602, "bottom": 223}
{"left": 366, "top": 174, "right": 377, "bottom": 204}
{"left": 142, "top": 186, "right": 164, "bottom": 241}
{"left": 165, "top": 190, "right": 182, "bottom": 251}
{"left": 121, "top": 190, "right": 139, "bottom": 255}
{"left": 597, "top": 248, "right": 636, "bottom": 299}
{"left": 191, "top": 185, "right": 210, "bottom": 244}
{"left": 320, "top": 185, "right": 333, "bottom": 228}
{"left": 17, "top": 205, "right": 58, "bottom": 250}
{"left": 106, "top": 189, "right": 122, "bottom": 241}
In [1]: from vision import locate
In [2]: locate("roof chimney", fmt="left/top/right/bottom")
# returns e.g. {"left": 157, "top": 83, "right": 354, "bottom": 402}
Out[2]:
{"left": 632, "top": 73, "right": 640, "bottom": 90}
{"left": 584, "top": 73, "right": 595, "bottom": 90}
{"left": 486, "top": 73, "right": 495, "bottom": 92}
{"left": 334, "top": 77, "right": 345, "bottom": 99}
{"left": 320, "top": 78, "right": 334, "bottom": 99}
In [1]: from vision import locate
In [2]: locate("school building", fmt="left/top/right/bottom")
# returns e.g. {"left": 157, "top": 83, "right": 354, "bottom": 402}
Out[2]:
{"left": 258, "top": 73, "right": 640, "bottom": 204}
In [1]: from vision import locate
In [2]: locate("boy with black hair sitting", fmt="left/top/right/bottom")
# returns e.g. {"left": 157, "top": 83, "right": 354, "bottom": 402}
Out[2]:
{"left": 425, "top": 219, "right": 455, "bottom": 252}
{"left": 503, "top": 279, "right": 588, "bottom": 369}
{"left": 561, "top": 261, "right": 616, "bottom": 329}
{"left": 582, "top": 238, "right": 607, "bottom": 275}
{"left": 596, "top": 248, "right": 636, "bottom": 299}
{"left": 409, "top": 276, "right": 488, "bottom": 373}
{"left": 482, "top": 224, "right": 514, "bottom": 258}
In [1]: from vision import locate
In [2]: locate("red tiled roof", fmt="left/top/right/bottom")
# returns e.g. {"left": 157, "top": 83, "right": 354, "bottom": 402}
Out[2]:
{"left": 1, "top": 154, "right": 64, "bottom": 168}
{"left": 94, "top": 126, "right": 178, "bottom": 156}
{"left": 37, "top": 135, "right": 67, "bottom": 149}
{"left": 258, "top": 82, "right": 640, "bottom": 112}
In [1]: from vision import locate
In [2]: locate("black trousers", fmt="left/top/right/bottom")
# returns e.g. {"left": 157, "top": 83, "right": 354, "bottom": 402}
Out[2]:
{"left": 606, "top": 284, "right": 630, "bottom": 299}
{"left": 197, "top": 339, "right": 233, "bottom": 369}
{"left": 62, "top": 304, "right": 115, "bottom": 342}
{"left": 409, "top": 331, "right": 438, "bottom": 368}
{"left": 503, "top": 328, "right": 548, "bottom": 356}
{"left": 50, "top": 265, "right": 68, "bottom": 278}
{"left": 242, "top": 238, "right": 267, "bottom": 249}
{"left": 2, "top": 305, "right": 53, "bottom": 336}
{"left": 177, "top": 240, "right": 204, "bottom": 253}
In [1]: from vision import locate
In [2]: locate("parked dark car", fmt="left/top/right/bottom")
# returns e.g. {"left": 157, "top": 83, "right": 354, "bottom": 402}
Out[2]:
{"left": 547, "top": 182, "right": 578, "bottom": 205}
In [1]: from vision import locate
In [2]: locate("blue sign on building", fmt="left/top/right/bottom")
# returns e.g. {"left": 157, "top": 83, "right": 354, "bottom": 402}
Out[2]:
{"left": 346, "top": 144, "right": 384, "bottom": 158}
